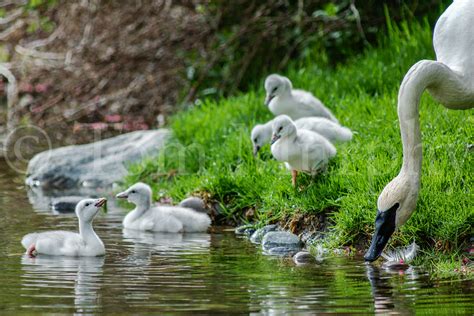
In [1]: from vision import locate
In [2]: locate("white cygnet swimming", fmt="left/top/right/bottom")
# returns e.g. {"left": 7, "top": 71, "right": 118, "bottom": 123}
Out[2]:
{"left": 21, "top": 198, "right": 107, "bottom": 257}
{"left": 116, "top": 182, "right": 211, "bottom": 233}
{"left": 270, "top": 115, "right": 336, "bottom": 186}
{"left": 251, "top": 116, "right": 352, "bottom": 155}
{"left": 264, "top": 74, "right": 338, "bottom": 122}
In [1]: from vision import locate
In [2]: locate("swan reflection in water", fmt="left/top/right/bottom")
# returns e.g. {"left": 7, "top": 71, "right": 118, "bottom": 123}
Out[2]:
{"left": 365, "top": 263, "right": 420, "bottom": 314}
{"left": 21, "top": 255, "right": 104, "bottom": 314}
{"left": 121, "top": 228, "right": 211, "bottom": 266}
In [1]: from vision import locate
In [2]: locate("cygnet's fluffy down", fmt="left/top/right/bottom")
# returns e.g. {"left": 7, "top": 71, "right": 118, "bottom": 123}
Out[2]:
{"left": 21, "top": 198, "right": 107, "bottom": 257}
{"left": 251, "top": 116, "right": 352, "bottom": 155}
{"left": 116, "top": 183, "right": 211, "bottom": 233}
{"left": 270, "top": 115, "right": 336, "bottom": 186}
{"left": 264, "top": 74, "right": 338, "bottom": 122}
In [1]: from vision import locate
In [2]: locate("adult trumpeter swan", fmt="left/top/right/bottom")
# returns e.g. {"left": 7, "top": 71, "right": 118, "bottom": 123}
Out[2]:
{"left": 251, "top": 116, "right": 352, "bottom": 155}
{"left": 264, "top": 74, "right": 339, "bottom": 122}
{"left": 365, "top": 0, "right": 474, "bottom": 262}
{"left": 116, "top": 182, "right": 211, "bottom": 232}
{"left": 21, "top": 198, "right": 107, "bottom": 257}
{"left": 270, "top": 115, "right": 336, "bottom": 186}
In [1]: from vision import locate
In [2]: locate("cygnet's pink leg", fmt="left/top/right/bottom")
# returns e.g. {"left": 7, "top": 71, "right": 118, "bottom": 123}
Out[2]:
{"left": 291, "top": 170, "right": 298, "bottom": 187}
{"left": 27, "top": 244, "right": 37, "bottom": 257}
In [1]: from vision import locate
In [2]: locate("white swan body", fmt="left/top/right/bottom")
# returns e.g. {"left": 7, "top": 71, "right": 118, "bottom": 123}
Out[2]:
{"left": 365, "top": 0, "right": 474, "bottom": 262}
{"left": 264, "top": 74, "right": 339, "bottom": 122}
{"left": 251, "top": 116, "right": 352, "bottom": 155}
{"left": 270, "top": 115, "right": 336, "bottom": 185}
{"left": 117, "top": 183, "right": 211, "bottom": 233}
{"left": 21, "top": 198, "right": 106, "bottom": 257}
{"left": 295, "top": 117, "right": 352, "bottom": 142}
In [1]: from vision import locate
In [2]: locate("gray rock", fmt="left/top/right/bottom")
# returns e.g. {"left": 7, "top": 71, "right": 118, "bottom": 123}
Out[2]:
{"left": 244, "top": 228, "right": 256, "bottom": 236}
{"left": 25, "top": 129, "right": 170, "bottom": 190}
{"left": 262, "top": 231, "right": 302, "bottom": 253}
{"left": 179, "top": 196, "right": 206, "bottom": 213}
{"left": 266, "top": 247, "right": 299, "bottom": 257}
{"left": 300, "top": 230, "right": 325, "bottom": 246}
{"left": 250, "top": 224, "right": 278, "bottom": 244}
{"left": 293, "top": 251, "right": 316, "bottom": 265}
{"left": 51, "top": 196, "right": 86, "bottom": 213}
{"left": 235, "top": 225, "right": 257, "bottom": 237}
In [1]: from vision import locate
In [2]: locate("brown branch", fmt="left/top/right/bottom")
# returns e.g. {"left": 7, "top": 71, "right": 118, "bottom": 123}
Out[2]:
{"left": 0, "top": 7, "right": 23, "bottom": 25}
{"left": 0, "top": 19, "right": 25, "bottom": 41}
{"left": 0, "top": 64, "right": 18, "bottom": 130}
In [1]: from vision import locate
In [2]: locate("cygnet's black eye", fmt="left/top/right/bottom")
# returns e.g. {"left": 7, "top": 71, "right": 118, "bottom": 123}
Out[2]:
{"left": 253, "top": 138, "right": 258, "bottom": 143}
{"left": 272, "top": 87, "right": 277, "bottom": 93}
{"left": 130, "top": 190, "right": 136, "bottom": 194}
{"left": 85, "top": 203, "right": 90, "bottom": 207}
{"left": 278, "top": 126, "right": 283, "bottom": 132}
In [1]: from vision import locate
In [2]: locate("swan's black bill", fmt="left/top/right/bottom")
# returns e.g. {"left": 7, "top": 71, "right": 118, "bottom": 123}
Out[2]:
{"left": 271, "top": 134, "right": 280, "bottom": 145}
{"left": 364, "top": 203, "right": 399, "bottom": 262}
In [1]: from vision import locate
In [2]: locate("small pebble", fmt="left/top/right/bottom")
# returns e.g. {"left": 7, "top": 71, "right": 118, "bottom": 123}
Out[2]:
{"left": 293, "top": 251, "right": 316, "bottom": 265}
{"left": 235, "top": 225, "right": 253, "bottom": 236}
{"left": 250, "top": 224, "right": 278, "bottom": 244}
{"left": 262, "top": 231, "right": 302, "bottom": 252}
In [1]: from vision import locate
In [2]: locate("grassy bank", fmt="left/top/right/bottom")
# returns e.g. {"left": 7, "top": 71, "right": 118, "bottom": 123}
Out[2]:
{"left": 125, "top": 19, "right": 473, "bottom": 277}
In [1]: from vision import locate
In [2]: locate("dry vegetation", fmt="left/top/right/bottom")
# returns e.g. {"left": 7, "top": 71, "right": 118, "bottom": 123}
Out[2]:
{"left": 1, "top": 0, "right": 210, "bottom": 142}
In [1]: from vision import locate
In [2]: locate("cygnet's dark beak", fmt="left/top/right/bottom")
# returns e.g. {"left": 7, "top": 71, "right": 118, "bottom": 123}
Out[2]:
{"left": 116, "top": 191, "right": 128, "bottom": 199}
{"left": 364, "top": 203, "right": 399, "bottom": 262}
{"left": 264, "top": 94, "right": 274, "bottom": 106}
{"left": 253, "top": 145, "right": 260, "bottom": 156}
{"left": 95, "top": 198, "right": 107, "bottom": 208}
{"left": 270, "top": 133, "right": 280, "bottom": 145}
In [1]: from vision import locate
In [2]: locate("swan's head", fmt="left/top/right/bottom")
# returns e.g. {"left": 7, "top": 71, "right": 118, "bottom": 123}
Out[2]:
{"left": 251, "top": 123, "right": 272, "bottom": 156}
{"left": 116, "top": 182, "right": 152, "bottom": 206}
{"left": 264, "top": 74, "right": 292, "bottom": 105}
{"left": 364, "top": 174, "right": 419, "bottom": 262}
{"left": 75, "top": 198, "right": 106, "bottom": 222}
{"left": 271, "top": 115, "right": 296, "bottom": 144}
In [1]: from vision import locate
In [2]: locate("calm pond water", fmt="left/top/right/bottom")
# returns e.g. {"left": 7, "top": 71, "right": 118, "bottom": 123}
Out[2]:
{"left": 0, "top": 160, "right": 472, "bottom": 314}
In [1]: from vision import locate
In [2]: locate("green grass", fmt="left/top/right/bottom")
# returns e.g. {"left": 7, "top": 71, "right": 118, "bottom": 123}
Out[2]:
{"left": 125, "top": 18, "right": 473, "bottom": 277}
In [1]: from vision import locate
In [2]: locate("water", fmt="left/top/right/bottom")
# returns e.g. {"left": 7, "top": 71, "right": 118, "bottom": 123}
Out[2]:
{"left": 0, "top": 161, "right": 472, "bottom": 314}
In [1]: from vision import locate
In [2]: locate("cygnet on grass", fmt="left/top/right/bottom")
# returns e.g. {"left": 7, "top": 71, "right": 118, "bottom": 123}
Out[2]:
{"left": 270, "top": 115, "right": 336, "bottom": 186}
{"left": 264, "top": 74, "right": 338, "bottom": 122}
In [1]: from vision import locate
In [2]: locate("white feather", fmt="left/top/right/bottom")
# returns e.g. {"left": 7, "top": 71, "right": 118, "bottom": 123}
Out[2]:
{"left": 381, "top": 241, "right": 419, "bottom": 263}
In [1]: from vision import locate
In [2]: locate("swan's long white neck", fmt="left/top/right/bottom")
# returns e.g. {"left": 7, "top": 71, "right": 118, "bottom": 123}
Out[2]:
{"left": 398, "top": 58, "right": 474, "bottom": 179}
{"left": 397, "top": 64, "right": 430, "bottom": 177}
{"left": 126, "top": 197, "right": 152, "bottom": 222}
{"left": 78, "top": 219, "right": 101, "bottom": 246}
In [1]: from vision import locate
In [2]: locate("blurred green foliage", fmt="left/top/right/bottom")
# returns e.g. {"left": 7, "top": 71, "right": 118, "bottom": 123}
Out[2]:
{"left": 185, "top": 0, "right": 451, "bottom": 101}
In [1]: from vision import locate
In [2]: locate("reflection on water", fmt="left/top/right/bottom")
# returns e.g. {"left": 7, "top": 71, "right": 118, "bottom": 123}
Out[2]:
{"left": 0, "top": 160, "right": 473, "bottom": 314}
{"left": 366, "top": 263, "right": 419, "bottom": 314}
{"left": 122, "top": 229, "right": 211, "bottom": 252}
{"left": 21, "top": 256, "right": 104, "bottom": 314}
